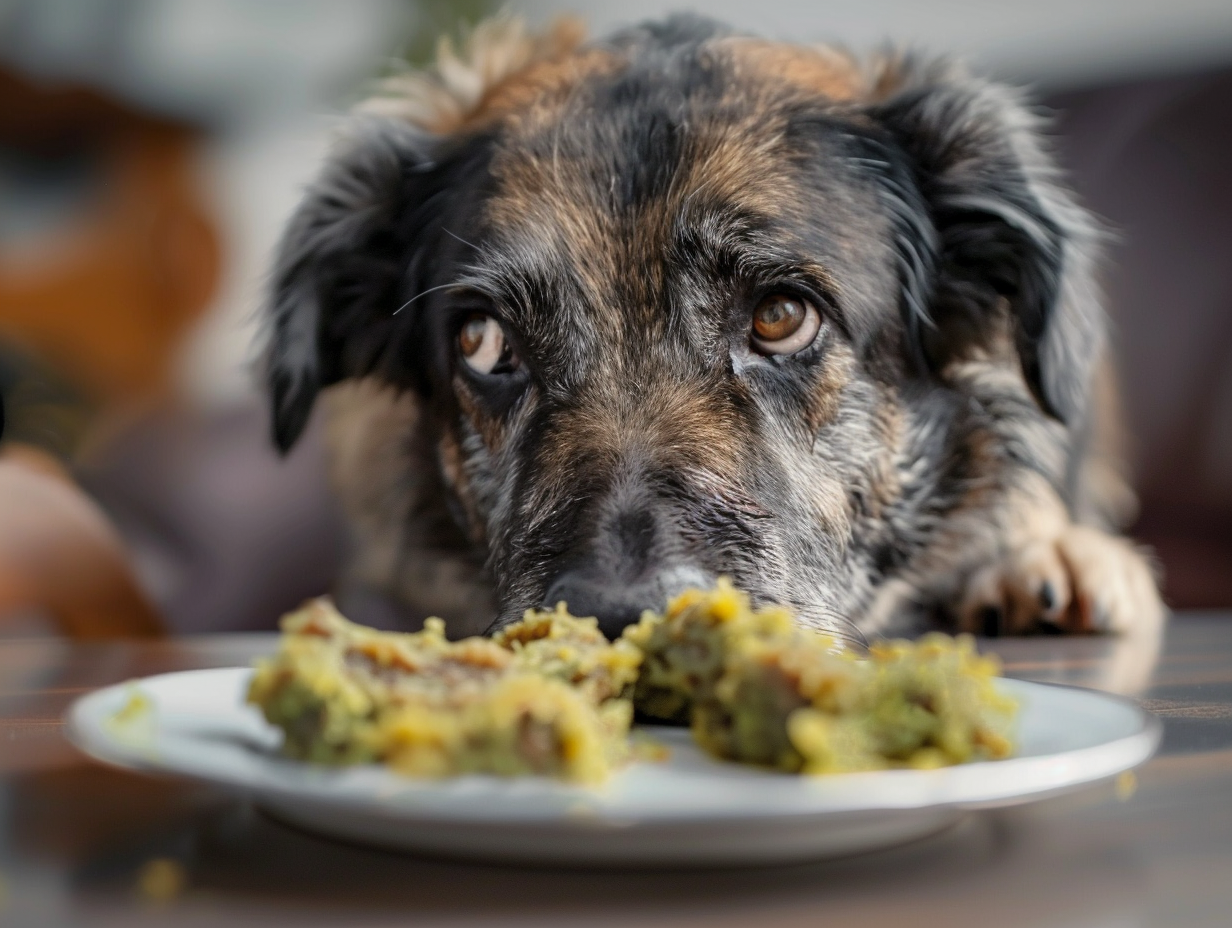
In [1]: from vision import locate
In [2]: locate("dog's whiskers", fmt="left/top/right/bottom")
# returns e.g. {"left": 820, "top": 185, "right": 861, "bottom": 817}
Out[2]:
{"left": 392, "top": 282, "right": 466, "bottom": 315}
{"left": 442, "top": 228, "right": 480, "bottom": 252}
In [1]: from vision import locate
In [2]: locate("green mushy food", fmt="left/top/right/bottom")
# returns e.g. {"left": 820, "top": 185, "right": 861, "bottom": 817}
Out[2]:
{"left": 250, "top": 584, "right": 1018, "bottom": 782}
{"left": 247, "top": 599, "right": 641, "bottom": 783}
{"left": 625, "top": 580, "right": 1017, "bottom": 773}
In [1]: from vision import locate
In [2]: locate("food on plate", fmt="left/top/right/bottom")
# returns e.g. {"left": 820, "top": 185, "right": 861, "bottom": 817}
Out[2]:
{"left": 627, "top": 580, "right": 1017, "bottom": 772}
{"left": 492, "top": 601, "right": 643, "bottom": 704}
{"left": 623, "top": 580, "right": 800, "bottom": 725}
{"left": 247, "top": 599, "right": 640, "bottom": 783}
{"left": 250, "top": 583, "right": 1017, "bottom": 782}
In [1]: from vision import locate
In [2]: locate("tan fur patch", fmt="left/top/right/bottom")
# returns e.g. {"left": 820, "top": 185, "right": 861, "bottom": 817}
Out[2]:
{"left": 536, "top": 379, "right": 747, "bottom": 482}
{"left": 436, "top": 428, "right": 485, "bottom": 548}
{"left": 360, "top": 15, "right": 589, "bottom": 134}
{"left": 1080, "top": 355, "right": 1138, "bottom": 529}
{"left": 677, "top": 126, "right": 791, "bottom": 218}
{"left": 482, "top": 153, "right": 625, "bottom": 316}
{"left": 803, "top": 340, "right": 855, "bottom": 436}
{"left": 322, "top": 383, "right": 496, "bottom": 635}
{"left": 485, "top": 149, "right": 615, "bottom": 261}
{"left": 716, "top": 38, "right": 865, "bottom": 102}
{"left": 451, "top": 376, "right": 507, "bottom": 455}
{"left": 320, "top": 379, "right": 421, "bottom": 588}
{"left": 863, "top": 48, "right": 919, "bottom": 102}
{"left": 477, "top": 45, "right": 624, "bottom": 131}
{"left": 863, "top": 391, "right": 908, "bottom": 521}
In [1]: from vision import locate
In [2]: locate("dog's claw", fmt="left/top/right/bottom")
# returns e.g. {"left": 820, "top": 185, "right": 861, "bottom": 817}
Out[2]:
{"left": 979, "top": 606, "right": 1004, "bottom": 637}
{"left": 1039, "top": 581, "right": 1056, "bottom": 613}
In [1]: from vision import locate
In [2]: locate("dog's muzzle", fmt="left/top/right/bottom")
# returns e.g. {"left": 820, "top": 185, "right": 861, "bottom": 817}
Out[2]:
{"left": 542, "top": 563, "right": 713, "bottom": 639}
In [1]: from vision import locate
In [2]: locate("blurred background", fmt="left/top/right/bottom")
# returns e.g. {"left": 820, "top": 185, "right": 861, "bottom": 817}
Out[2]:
{"left": 1, "top": 0, "right": 1229, "bottom": 638}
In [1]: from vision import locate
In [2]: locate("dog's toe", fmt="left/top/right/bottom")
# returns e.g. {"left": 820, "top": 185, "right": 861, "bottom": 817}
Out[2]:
{"left": 958, "top": 540, "right": 1070, "bottom": 635}
{"left": 1054, "top": 525, "right": 1164, "bottom": 635}
{"left": 956, "top": 526, "right": 1162, "bottom": 637}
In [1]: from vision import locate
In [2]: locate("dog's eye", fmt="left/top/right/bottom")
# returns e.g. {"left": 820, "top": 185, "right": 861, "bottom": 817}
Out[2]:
{"left": 459, "top": 314, "right": 519, "bottom": 375}
{"left": 750, "top": 294, "right": 821, "bottom": 355}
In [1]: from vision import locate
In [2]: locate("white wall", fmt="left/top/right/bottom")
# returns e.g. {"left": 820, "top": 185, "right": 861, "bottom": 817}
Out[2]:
{"left": 513, "top": 0, "right": 1232, "bottom": 89}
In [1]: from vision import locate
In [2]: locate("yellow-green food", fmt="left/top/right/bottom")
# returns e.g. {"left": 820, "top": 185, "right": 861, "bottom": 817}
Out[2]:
{"left": 627, "top": 579, "right": 1017, "bottom": 773}
{"left": 247, "top": 599, "right": 640, "bottom": 783}
{"left": 250, "top": 583, "right": 1018, "bottom": 782}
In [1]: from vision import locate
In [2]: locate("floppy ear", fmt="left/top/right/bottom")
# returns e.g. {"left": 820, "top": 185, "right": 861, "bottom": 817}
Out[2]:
{"left": 869, "top": 59, "right": 1105, "bottom": 423}
{"left": 263, "top": 118, "right": 440, "bottom": 452}
{"left": 264, "top": 15, "right": 586, "bottom": 453}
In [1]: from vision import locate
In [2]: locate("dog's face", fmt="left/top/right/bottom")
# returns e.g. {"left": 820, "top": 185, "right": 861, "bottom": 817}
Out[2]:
{"left": 266, "top": 17, "right": 1101, "bottom": 640}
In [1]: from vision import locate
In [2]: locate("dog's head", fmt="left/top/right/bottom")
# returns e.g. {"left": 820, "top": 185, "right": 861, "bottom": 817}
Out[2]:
{"left": 265, "top": 16, "right": 1102, "bottom": 639}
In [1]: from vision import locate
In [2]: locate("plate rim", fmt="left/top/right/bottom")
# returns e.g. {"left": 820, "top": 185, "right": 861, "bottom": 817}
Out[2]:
{"left": 64, "top": 666, "right": 1162, "bottom": 825}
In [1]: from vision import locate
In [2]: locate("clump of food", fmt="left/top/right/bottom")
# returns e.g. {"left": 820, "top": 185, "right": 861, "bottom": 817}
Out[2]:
{"left": 250, "top": 583, "right": 1017, "bottom": 783}
{"left": 623, "top": 581, "right": 800, "bottom": 724}
{"left": 247, "top": 599, "right": 640, "bottom": 783}
{"left": 625, "top": 580, "right": 1017, "bottom": 773}
{"left": 493, "top": 601, "right": 643, "bottom": 705}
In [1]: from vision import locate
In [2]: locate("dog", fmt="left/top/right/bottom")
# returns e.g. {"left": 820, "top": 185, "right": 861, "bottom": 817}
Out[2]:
{"left": 262, "top": 15, "right": 1164, "bottom": 678}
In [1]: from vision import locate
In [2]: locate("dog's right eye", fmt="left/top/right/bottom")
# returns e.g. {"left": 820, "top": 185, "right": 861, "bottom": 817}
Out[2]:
{"left": 459, "top": 314, "right": 519, "bottom": 375}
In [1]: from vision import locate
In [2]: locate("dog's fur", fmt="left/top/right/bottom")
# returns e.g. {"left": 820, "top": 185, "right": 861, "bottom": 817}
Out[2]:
{"left": 263, "top": 15, "right": 1164, "bottom": 663}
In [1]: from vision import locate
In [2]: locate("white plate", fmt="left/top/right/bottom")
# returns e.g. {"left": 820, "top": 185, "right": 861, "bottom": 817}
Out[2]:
{"left": 66, "top": 668, "right": 1160, "bottom": 866}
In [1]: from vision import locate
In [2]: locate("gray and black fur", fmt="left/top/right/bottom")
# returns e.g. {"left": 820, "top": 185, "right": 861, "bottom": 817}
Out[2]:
{"left": 263, "top": 16, "right": 1146, "bottom": 644}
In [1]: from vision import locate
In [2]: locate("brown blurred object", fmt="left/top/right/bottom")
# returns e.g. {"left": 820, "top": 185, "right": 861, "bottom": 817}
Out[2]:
{"left": 0, "top": 444, "right": 162, "bottom": 637}
{"left": 0, "top": 65, "right": 220, "bottom": 636}
{"left": 0, "top": 67, "right": 220, "bottom": 408}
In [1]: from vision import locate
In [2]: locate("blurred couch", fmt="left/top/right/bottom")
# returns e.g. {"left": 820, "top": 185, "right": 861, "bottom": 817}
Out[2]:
{"left": 1050, "top": 67, "right": 1232, "bottom": 607}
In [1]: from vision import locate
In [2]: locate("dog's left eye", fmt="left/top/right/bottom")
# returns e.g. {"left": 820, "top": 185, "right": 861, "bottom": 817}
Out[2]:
{"left": 459, "top": 314, "right": 520, "bottom": 375}
{"left": 750, "top": 294, "right": 821, "bottom": 355}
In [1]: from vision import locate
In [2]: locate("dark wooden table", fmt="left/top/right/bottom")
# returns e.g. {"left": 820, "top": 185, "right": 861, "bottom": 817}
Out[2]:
{"left": 2, "top": 615, "right": 1230, "bottom": 927}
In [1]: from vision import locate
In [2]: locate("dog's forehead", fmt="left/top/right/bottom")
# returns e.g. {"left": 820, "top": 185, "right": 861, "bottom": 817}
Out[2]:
{"left": 462, "top": 36, "right": 884, "bottom": 358}
{"left": 480, "top": 35, "right": 866, "bottom": 235}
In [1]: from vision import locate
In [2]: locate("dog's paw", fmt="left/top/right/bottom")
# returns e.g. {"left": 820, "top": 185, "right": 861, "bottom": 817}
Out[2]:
{"left": 957, "top": 525, "right": 1164, "bottom": 637}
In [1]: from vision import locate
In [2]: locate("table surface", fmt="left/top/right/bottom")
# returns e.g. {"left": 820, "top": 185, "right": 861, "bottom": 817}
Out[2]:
{"left": 1, "top": 615, "right": 1230, "bottom": 928}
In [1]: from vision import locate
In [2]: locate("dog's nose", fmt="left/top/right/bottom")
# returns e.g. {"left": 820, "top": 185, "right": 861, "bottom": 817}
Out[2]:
{"left": 543, "top": 566, "right": 712, "bottom": 640}
{"left": 544, "top": 574, "right": 650, "bottom": 639}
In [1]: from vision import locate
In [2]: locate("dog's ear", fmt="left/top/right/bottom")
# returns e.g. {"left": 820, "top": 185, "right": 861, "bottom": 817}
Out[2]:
{"left": 868, "top": 59, "right": 1104, "bottom": 423}
{"left": 264, "top": 118, "right": 442, "bottom": 453}
{"left": 264, "top": 15, "right": 588, "bottom": 453}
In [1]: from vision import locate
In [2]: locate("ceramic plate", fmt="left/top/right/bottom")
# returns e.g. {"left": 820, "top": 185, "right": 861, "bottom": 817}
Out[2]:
{"left": 66, "top": 668, "right": 1160, "bottom": 866}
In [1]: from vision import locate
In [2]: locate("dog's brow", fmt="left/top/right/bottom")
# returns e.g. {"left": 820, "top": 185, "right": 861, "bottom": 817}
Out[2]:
{"left": 451, "top": 253, "right": 583, "bottom": 352}
{"left": 673, "top": 207, "right": 840, "bottom": 293}
{"left": 673, "top": 204, "right": 765, "bottom": 255}
{"left": 459, "top": 257, "right": 537, "bottom": 315}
